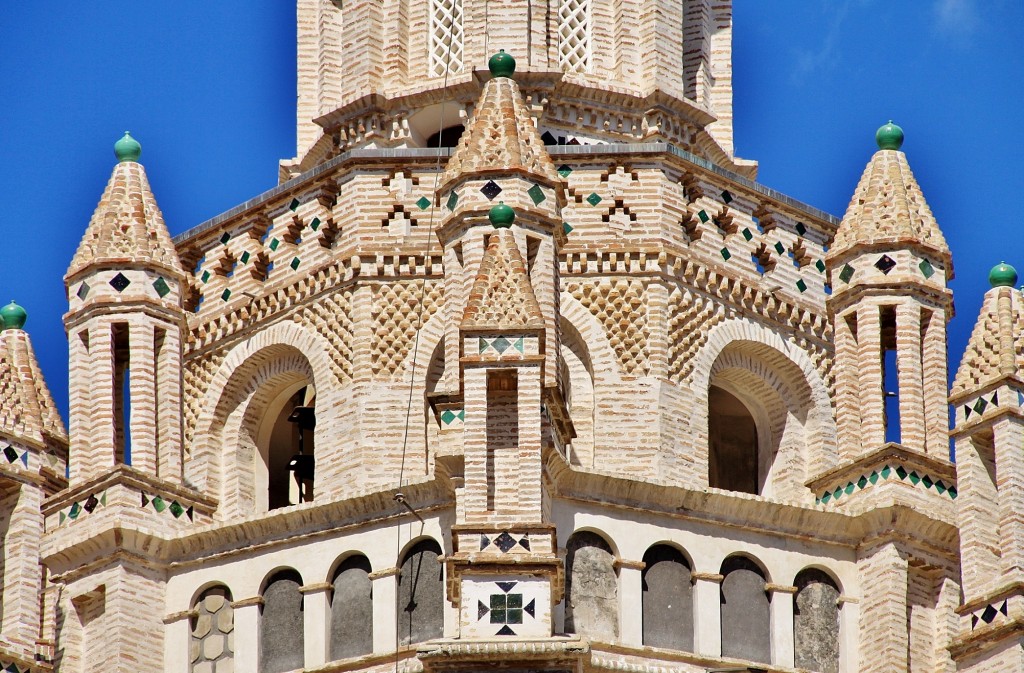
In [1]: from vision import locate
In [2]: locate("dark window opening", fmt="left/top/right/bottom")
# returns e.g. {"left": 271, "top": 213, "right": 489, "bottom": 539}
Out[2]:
{"left": 112, "top": 323, "right": 131, "bottom": 465}
{"left": 708, "top": 386, "right": 759, "bottom": 493}
{"left": 426, "top": 125, "right": 465, "bottom": 149}
{"left": 267, "top": 386, "right": 316, "bottom": 510}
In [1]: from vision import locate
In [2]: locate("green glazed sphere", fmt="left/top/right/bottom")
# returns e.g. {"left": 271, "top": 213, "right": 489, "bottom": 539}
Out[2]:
{"left": 114, "top": 131, "right": 142, "bottom": 163}
{"left": 875, "top": 121, "right": 904, "bottom": 151}
{"left": 488, "top": 50, "right": 516, "bottom": 78}
{"left": 0, "top": 301, "right": 27, "bottom": 331}
{"left": 489, "top": 201, "right": 516, "bottom": 228}
{"left": 989, "top": 261, "right": 1018, "bottom": 288}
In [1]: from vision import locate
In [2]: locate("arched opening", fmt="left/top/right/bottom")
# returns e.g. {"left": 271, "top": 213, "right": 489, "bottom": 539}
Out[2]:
{"left": 190, "top": 585, "right": 234, "bottom": 673}
{"left": 330, "top": 555, "right": 373, "bottom": 661}
{"left": 398, "top": 539, "right": 444, "bottom": 645}
{"left": 259, "top": 569, "right": 304, "bottom": 673}
{"left": 425, "top": 125, "right": 465, "bottom": 148}
{"left": 794, "top": 568, "right": 840, "bottom": 673}
{"left": 704, "top": 339, "right": 823, "bottom": 498}
{"left": 708, "top": 385, "right": 760, "bottom": 493}
{"left": 641, "top": 544, "right": 692, "bottom": 650}
{"left": 564, "top": 531, "right": 617, "bottom": 640}
{"left": 720, "top": 556, "right": 770, "bottom": 664}
{"left": 560, "top": 318, "right": 595, "bottom": 467}
{"left": 257, "top": 384, "right": 317, "bottom": 511}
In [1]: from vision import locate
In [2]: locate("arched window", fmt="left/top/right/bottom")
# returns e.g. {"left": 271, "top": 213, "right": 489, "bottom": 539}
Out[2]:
{"left": 557, "top": 0, "right": 591, "bottom": 72}
{"left": 260, "top": 570, "right": 304, "bottom": 673}
{"left": 708, "top": 385, "right": 760, "bottom": 493}
{"left": 794, "top": 569, "right": 840, "bottom": 673}
{"left": 720, "top": 556, "right": 770, "bottom": 664}
{"left": 429, "top": 0, "right": 463, "bottom": 77}
{"left": 330, "top": 555, "right": 373, "bottom": 661}
{"left": 426, "top": 125, "right": 465, "bottom": 148}
{"left": 641, "top": 545, "right": 692, "bottom": 650}
{"left": 190, "top": 585, "right": 234, "bottom": 673}
{"left": 259, "top": 385, "right": 316, "bottom": 511}
{"left": 704, "top": 339, "right": 827, "bottom": 499}
{"left": 564, "top": 531, "right": 617, "bottom": 639}
{"left": 398, "top": 539, "right": 444, "bottom": 645}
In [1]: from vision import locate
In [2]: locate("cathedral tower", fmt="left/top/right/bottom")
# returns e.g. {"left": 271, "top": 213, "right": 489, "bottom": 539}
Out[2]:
{"left": 949, "top": 263, "right": 1024, "bottom": 670}
{"left": 64, "top": 133, "right": 187, "bottom": 484}
{"left": 827, "top": 122, "right": 952, "bottom": 460}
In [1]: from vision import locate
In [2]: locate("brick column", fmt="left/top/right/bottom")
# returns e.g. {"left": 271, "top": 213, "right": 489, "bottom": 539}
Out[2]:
{"left": 856, "top": 304, "right": 885, "bottom": 449}
{"left": 920, "top": 308, "right": 949, "bottom": 456}
{"left": 163, "top": 610, "right": 191, "bottom": 673}
{"left": 895, "top": 302, "right": 926, "bottom": 452}
{"left": 156, "top": 323, "right": 183, "bottom": 482}
{"left": 693, "top": 572, "right": 723, "bottom": 658}
{"left": 833, "top": 308, "right": 861, "bottom": 459}
{"left": 128, "top": 320, "right": 157, "bottom": 474}
{"left": 516, "top": 365, "right": 543, "bottom": 523}
{"left": 857, "top": 542, "right": 908, "bottom": 673}
{"left": 993, "top": 417, "right": 1024, "bottom": 581}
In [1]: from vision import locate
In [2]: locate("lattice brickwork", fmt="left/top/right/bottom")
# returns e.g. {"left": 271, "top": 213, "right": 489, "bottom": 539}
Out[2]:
{"left": 298, "top": 288, "right": 356, "bottom": 383}
{"left": 666, "top": 286, "right": 725, "bottom": 383}
{"left": 558, "top": 0, "right": 591, "bottom": 73}
{"left": 429, "top": 0, "right": 464, "bottom": 77}
{"left": 371, "top": 281, "right": 443, "bottom": 376}
{"left": 566, "top": 279, "right": 648, "bottom": 376}
{"left": 183, "top": 349, "right": 227, "bottom": 447}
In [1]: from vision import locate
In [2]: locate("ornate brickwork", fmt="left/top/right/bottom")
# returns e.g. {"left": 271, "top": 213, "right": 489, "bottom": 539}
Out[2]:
{"left": 566, "top": 279, "right": 649, "bottom": 376}
{"left": 298, "top": 287, "right": 355, "bottom": 383}
{"left": 371, "top": 281, "right": 442, "bottom": 376}
{"left": 666, "top": 284, "right": 725, "bottom": 383}
{"left": 183, "top": 349, "right": 227, "bottom": 448}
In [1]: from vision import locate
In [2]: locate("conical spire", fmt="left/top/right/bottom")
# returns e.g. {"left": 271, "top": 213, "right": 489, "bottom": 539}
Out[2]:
{"left": 440, "top": 74, "right": 560, "bottom": 189}
{"left": 829, "top": 147, "right": 950, "bottom": 271}
{"left": 66, "top": 137, "right": 184, "bottom": 281}
{"left": 952, "top": 278, "right": 1024, "bottom": 399}
{"left": 461, "top": 229, "right": 544, "bottom": 330}
{"left": 0, "top": 323, "right": 67, "bottom": 447}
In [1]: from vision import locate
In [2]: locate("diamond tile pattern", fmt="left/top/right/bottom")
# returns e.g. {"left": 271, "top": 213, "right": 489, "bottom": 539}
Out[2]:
{"left": 429, "top": 0, "right": 464, "bottom": 77}
{"left": 557, "top": 0, "right": 591, "bottom": 72}
{"left": 481, "top": 180, "right": 503, "bottom": 200}
{"left": 153, "top": 277, "right": 171, "bottom": 298}
{"left": 109, "top": 272, "right": 131, "bottom": 292}
{"left": 527, "top": 184, "right": 546, "bottom": 205}
{"left": 874, "top": 254, "right": 896, "bottom": 274}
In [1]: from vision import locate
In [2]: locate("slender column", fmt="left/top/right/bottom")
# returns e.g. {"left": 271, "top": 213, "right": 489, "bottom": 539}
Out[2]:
{"left": 128, "top": 320, "right": 157, "bottom": 474}
{"left": 68, "top": 323, "right": 92, "bottom": 482}
{"left": 833, "top": 309, "right": 861, "bottom": 459}
{"left": 692, "top": 573, "right": 723, "bottom": 658}
{"left": 769, "top": 585, "right": 796, "bottom": 668}
{"left": 4, "top": 485, "right": 42, "bottom": 647}
{"left": 920, "top": 308, "right": 949, "bottom": 455}
{"left": 517, "top": 365, "right": 543, "bottom": 523}
{"left": 371, "top": 568, "right": 398, "bottom": 654}
{"left": 895, "top": 302, "right": 926, "bottom": 452}
{"left": 618, "top": 562, "right": 644, "bottom": 647}
{"left": 993, "top": 417, "right": 1024, "bottom": 581}
{"left": 156, "top": 323, "right": 183, "bottom": 482}
{"left": 954, "top": 433, "right": 1001, "bottom": 599}
{"left": 301, "top": 583, "right": 331, "bottom": 669}
{"left": 856, "top": 304, "right": 885, "bottom": 449}
{"left": 231, "top": 598, "right": 263, "bottom": 673}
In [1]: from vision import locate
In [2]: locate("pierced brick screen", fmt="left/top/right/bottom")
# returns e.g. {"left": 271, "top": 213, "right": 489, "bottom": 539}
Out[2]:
{"left": 558, "top": 0, "right": 591, "bottom": 72}
{"left": 430, "top": 0, "right": 464, "bottom": 77}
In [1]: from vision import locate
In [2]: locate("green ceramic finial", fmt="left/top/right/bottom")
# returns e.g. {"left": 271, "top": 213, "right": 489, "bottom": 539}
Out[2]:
{"left": 875, "top": 120, "right": 904, "bottom": 151}
{"left": 0, "top": 301, "right": 27, "bottom": 331}
{"left": 489, "top": 201, "right": 515, "bottom": 228}
{"left": 488, "top": 50, "right": 516, "bottom": 78}
{"left": 114, "top": 131, "right": 142, "bottom": 163}
{"left": 989, "top": 261, "right": 1018, "bottom": 288}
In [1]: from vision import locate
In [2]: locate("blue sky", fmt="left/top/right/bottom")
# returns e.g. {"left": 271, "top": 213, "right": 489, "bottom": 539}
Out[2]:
{"left": 0, "top": 1, "right": 1021, "bottom": 420}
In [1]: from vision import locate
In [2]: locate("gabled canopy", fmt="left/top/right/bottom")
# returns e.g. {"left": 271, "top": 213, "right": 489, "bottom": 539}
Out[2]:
{"left": 66, "top": 160, "right": 185, "bottom": 282}
{"left": 461, "top": 229, "right": 544, "bottom": 331}
{"left": 952, "top": 286, "right": 1024, "bottom": 400}
{"left": 829, "top": 149, "right": 950, "bottom": 272}
{"left": 0, "top": 328, "right": 67, "bottom": 447}
{"left": 441, "top": 76, "right": 560, "bottom": 188}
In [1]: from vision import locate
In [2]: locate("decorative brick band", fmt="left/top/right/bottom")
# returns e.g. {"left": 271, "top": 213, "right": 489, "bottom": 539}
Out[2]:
{"left": 58, "top": 491, "right": 107, "bottom": 525}
{"left": 816, "top": 463, "right": 957, "bottom": 505}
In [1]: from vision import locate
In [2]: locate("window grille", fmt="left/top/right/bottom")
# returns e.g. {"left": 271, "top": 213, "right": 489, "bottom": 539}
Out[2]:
{"left": 558, "top": 0, "right": 591, "bottom": 72}
{"left": 429, "top": 0, "right": 464, "bottom": 77}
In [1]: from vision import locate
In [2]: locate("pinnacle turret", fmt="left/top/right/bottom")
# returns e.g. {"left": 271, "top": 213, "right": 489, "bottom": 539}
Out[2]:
{"left": 66, "top": 134, "right": 184, "bottom": 283}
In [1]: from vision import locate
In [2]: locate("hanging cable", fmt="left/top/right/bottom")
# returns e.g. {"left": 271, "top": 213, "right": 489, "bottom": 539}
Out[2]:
{"left": 393, "top": 6, "right": 459, "bottom": 669}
